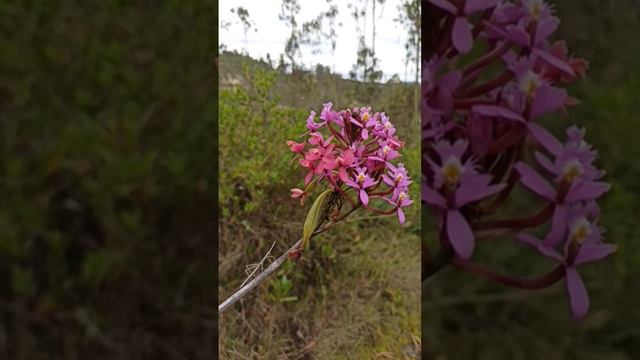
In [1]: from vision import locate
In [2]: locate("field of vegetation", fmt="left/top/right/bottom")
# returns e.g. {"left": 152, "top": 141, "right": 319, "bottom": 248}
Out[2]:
{"left": 423, "top": 1, "right": 640, "bottom": 359}
{"left": 218, "top": 51, "right": 422, "bottom": 359}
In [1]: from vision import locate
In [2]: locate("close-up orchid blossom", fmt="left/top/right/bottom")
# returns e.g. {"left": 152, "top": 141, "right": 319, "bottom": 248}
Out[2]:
{"left": 423, "top": 0, "right": 615, "bottom": 320}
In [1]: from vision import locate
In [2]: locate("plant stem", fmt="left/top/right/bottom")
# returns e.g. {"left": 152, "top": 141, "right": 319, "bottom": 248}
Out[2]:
{"left": 452, "top": 258, "right": 565, "bottom": 289}
{"left": 218, "top": 205, "right": 359, "bottom": 314}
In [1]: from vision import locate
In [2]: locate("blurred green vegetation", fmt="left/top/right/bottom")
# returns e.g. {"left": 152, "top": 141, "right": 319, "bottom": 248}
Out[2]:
{"left": 424, "top": 1, "right": 640, "bottom": 359}
{"left": 218, "top": 51, "right": 421, "bottom": 358}
{"left": 0, "top": 1, "right": 216, "bottom": 358}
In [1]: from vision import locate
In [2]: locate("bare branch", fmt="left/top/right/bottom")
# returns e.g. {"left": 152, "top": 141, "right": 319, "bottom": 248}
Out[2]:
{"left": 218, "top": 205, "right": 359, "bottom": 314}
{"left": 240, "top": 241, "right": 276, "bottom": 289}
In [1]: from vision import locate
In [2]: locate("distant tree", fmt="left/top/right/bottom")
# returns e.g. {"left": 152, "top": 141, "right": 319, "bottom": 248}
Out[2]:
{"left": 396, "top": 0, "right": 420, "bottom": 114}
{"left": 279, "top": 0, "right": 302, "bottom": 72}
{"left": 231, "top": 6, "right": 256, "bottom": 54}
{"left": 348, "top": 0, "right": 383, "bottom": 83}
{"left": 396, "top": 0, "right": 420, "bottom": 83}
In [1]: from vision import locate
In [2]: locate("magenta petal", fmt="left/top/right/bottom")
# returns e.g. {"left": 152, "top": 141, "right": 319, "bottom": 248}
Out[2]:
{"left": 304, "top": 171, "right": 314, "bottom": 185}
{"left": 339, "top": 168, "right": 349, "bottom": 182}
{"left": 423, "top": 187, "right": 447, "bottom": 207}
{"left": 527, "top": 122, "right": 564, "bottom": 156}
{"left": 537, "top": 243, "right": 564, "bottom": 262}
{"left": 452, "top": 17, "right": 473, "bottom": 54}
{"left": 360, "top": 189, "right": 369, "bottom": 205}
{"left": 533, "top": 48, "right": 575, "bottom": 76}
{"left": 455, "top": 183, "right": 506, "bottom": 207}
{"left": 345, "top": 179, "right": 359, "bottom": 188}
{"left": 543, "top": 206, "right": 567, "bottom": 247}
{"left": 438, "top": 70, "right": 462, "bottom": 90}
{"left": 464, "top": 0, "right": 500, "bottom": 14}
{"left": 350, "top": 118, "right": 363, "bottom": 128}
{"left": 428, "top": 0, "right": 457, "bottom": 14}
{"left": 566, "top": 267, "right": 590, "bottom": 320}
{"left": 534, "top": 151, "right": 557, "bottom": 175}
{"left": 362, "top": 129, "right": 369, "bottom": 140}
{"left": 472, "top": 105, "right": 525, "bottom": 122}
{"left": 535, "top": 17, "right": 560, "bottom": 44}
{"left": 515, "top": 162, "right": 557, "bottom": 201}
{"left": 506, "top": 25, "right": 531, "bottom": 47}
{"left": 398, "top": 208, "right": 406, "bottom": 224}
{"left": 517, "top": 232, "right": 542, "bottom": 248}
{"left": 447, "top": 210, "right": 475, "bottom": 259}
{"left": 565, "top": 181, "right": 611, "bottom": 202}
{"left": 531, "top": 85, "right": 567, "bottom": 118}
{"left": 573, "top": 243, "right": 617, "bottom": 266}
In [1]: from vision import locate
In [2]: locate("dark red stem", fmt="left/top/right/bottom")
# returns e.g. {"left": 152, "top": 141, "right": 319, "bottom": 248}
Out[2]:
{"left": 452, "top": 258, "right": 566, "bottom": 289}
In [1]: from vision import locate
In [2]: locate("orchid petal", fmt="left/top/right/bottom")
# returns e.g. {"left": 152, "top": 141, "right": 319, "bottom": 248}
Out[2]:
{"left": 423, "top": 186, "right": 447, "bottom": 208}
{"left": 566, "top": 267, "right": 589, "bottom": 320}
{"left": 452, "top": 17, "right": 473, "bottom": 54}
{"left": 527, "top": 122, "right": 564, "bottom": 156}
{"left": 360, "top": 189, "right": 369, "bottom": 205}
{"left": 464, "top": 0, "right": 500, "bottom": 14}
{"left": 533, "top": 48, "right": 575, "bottom": 76}
{"left": 565, "top": 181, "right": 611, "bottom": 203}
{"left": 472, "top": 105, "right": 525, "bottom": 122}
{"left": 543, "top": 205, "right": 567, "bottom": 247}
{"left": 573, "top": 243, "right": 617, "bottom": 266}
{"left": 447, "top": 210, "right": 475, "bottom": 259}
{"left": 531, "top": 85, "right": 567, "bottom": 118}
{"left": 428, "top": 0, "right": 457, "bottom": 14}
{"left": 398, "top": 208, "right": 406, "bottom": 224}
{"left": 515, "top": 162, "right": 557, "bottom": 201}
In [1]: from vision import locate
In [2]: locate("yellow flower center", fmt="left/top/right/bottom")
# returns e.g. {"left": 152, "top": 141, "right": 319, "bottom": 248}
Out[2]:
{"left": 570, "top": 218, "right": 591, "bottom": 244}
{"left": 561, "top": 159, "right": 583, "bottom": 183}
{"left": 362, "top": 113, "right": 369, "bottom": 122}
{"left": 528, "top": 0, "right": 543, "bottom": 21}
{"left": 399, "top": 192, "right": 407, "bottom": 201}
{"left": 442, "top": 156, "right": 464, "bottom": 186}
{"left": 383, "top": 145, "right": 391, "bottom": 155}
{"left": 357, "top": 172, "right": 366, "bottom": 184}
{"left": 520, "top": 71, "right": 541, "bottom": 98}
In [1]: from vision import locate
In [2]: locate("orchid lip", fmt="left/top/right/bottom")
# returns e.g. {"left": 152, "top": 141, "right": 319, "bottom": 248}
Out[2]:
{"left": 519, "top": 70, "right": 541, "bottom": 98}
{"left": 561, "top": 159, "right": 584, "bottom": 183}
{"left": 570, "top": 217, "right": 592, "bottom": 244}
{"left": 441, "top": 156, "right": 464, "bottom": 186}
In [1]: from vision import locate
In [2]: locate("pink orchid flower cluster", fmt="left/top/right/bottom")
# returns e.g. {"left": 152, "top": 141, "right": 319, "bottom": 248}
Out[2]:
{"left": 288, "top": 102, "right": 413, "bottom": 224}
{"left": 423, "top": 0, "right": 615, "bottom": 319}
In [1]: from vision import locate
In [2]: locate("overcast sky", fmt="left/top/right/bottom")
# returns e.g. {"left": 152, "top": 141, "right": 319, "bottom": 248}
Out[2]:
{"left": 219, "top": 0, "right": 417, "bottom": 82}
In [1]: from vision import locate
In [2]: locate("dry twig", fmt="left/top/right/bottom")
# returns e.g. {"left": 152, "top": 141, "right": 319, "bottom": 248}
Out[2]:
{"left": 218, "top": 206, "right": 358, "bottom": 314}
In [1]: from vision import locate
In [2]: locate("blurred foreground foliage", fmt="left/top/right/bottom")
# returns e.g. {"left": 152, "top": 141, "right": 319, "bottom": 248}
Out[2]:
{"left": 0, "top": 1, "right": 216, "bottom": 358}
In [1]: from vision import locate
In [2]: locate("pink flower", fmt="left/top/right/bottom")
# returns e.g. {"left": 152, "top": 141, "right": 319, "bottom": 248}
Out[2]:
{"left": 290, "top": 188, "right": 307, "bottom": 205}
{"left": 287, "top": 140, "right": 305, "bottom": 153}
{"left": 289, "top": 104, "right": 412, "bottom": 224}
{"left": 345, "top": 167, "right": 378, "bottom": 205}
{"left": 384, "top": 190, "right": 414, "bottom": 224}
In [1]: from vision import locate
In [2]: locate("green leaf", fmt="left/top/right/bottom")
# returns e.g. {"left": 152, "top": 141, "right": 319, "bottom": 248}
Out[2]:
{"left": 301, "top": 188, "right": 333, "bottom": 251}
